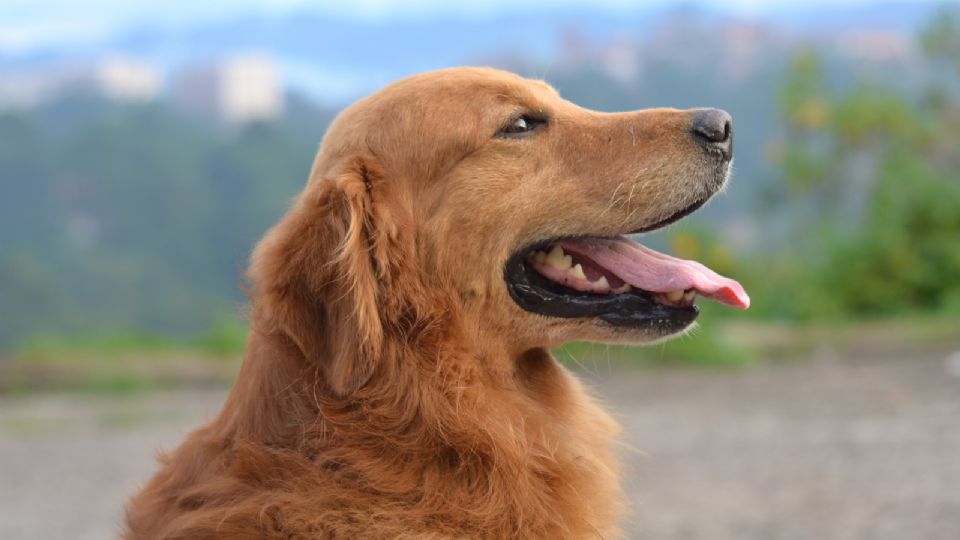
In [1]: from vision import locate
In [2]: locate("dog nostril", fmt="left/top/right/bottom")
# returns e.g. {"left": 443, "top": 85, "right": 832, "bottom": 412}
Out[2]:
{"left": 691, "top": 108, "right": 733, "bottom": 146}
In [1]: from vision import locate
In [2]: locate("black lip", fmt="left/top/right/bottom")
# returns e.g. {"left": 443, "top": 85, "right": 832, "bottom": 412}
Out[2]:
{"left": 630, "top": 196, "right": 709, "bottom": 235}
{"left": 504, "top": 244, "right": 699, "bottom": 332}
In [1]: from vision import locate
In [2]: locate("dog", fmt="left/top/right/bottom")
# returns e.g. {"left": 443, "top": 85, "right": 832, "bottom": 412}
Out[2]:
{"left": 124, "top": 67, "right": 748, "bottom": 539}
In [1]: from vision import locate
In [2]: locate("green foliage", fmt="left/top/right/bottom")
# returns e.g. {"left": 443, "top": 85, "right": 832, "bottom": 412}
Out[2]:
{"left": 922, "top": 6, "right": 960, "bottom": 66}
{"left": 818, "top": 152, "right": 960, "bottom": 315}
{"left": 758, "top": 11, "right": 960, "bottom": 320}
{"left": 0, "top": 98, "right": 333, "bottom": 349}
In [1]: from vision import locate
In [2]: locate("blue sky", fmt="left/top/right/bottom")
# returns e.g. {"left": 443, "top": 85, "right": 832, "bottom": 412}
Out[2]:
{"left": 0, "top": 0, "right": 946, "bottom": 52}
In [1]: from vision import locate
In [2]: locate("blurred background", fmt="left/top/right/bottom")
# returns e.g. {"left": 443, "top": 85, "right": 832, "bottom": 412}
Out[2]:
{"left": 1, "top": 0, "right": 959, "bottom": 539}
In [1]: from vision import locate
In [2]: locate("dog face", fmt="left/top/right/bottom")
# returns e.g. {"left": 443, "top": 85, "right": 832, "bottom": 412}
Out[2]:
{"left": 407, "top": 69, "right": 747, "bottom": 350}
{"left": 252, "top": 67, "right": 747, "bottom": 394}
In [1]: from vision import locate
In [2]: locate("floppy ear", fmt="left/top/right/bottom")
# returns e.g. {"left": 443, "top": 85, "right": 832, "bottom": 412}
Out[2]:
{"left": 249, "top": 158, "right": 398, "bottom": 397}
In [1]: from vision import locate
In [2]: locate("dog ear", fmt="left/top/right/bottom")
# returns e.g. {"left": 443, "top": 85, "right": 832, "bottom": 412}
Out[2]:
{"left": 249, "top": 158, "right": 394, "bottom": 397}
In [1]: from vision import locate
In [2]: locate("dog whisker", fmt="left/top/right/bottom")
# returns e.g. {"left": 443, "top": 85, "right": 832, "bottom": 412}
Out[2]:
{"left": 600, "top": 181, "right": 626, "bottom": 217}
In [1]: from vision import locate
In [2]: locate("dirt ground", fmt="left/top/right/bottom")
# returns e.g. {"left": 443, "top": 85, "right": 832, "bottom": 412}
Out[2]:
{"left": 2, "top": 344, "right": 959, "bottom": 539}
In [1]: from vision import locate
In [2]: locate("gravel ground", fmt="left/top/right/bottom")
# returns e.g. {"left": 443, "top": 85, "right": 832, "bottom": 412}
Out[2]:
{"left": 2, "top": 345, "right": 959, "bottom": 539}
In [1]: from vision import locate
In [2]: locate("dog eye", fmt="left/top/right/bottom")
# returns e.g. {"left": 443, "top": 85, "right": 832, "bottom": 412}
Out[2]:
{"left": 497, "top": 115, "right": 546, "bottom": 137}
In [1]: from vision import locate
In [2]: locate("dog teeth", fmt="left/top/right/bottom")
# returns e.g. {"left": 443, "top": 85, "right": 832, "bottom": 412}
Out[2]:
{"left": 665, "top": 290, "right": 684, "bottom": 302}
{"left": 683, "top": 290, "right": 696, "bottom": 302}
{"left": 531, "top": 245, "right": 631, "bottom": 295}
{"left": 613, "top": 283, "right": 632, "bottom": 294}
{"left": 546, "top": 245, "right": 572, "bottom": 271}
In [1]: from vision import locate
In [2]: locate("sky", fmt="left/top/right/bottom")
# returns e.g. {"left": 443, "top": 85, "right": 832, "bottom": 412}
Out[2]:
{"left": 0, "top": 0, "right": 948, "bottom": 52}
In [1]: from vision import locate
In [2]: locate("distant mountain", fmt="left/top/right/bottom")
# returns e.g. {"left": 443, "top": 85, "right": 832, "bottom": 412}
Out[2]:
{"left": 0, "top": 2, "right": 941, "bottom": 103}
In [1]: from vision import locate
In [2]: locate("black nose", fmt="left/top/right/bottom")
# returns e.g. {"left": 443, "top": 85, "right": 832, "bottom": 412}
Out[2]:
{"left": 691, "top": 108, "right": 732, "bottom": 160}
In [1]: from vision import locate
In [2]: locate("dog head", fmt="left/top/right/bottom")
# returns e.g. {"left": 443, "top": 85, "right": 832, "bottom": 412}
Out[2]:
{"left": 250, "top": 67, "right": 748, "bottom": 395}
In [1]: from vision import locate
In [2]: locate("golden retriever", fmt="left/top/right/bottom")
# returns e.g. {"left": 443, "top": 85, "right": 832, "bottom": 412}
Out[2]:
{"left": 124, "top": 67, "right": 748, "bottom": 539}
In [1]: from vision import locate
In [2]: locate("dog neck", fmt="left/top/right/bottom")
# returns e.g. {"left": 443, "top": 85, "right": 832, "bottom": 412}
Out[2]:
{"left": 221, "top": 315, "right": 560, "bottom": 443}
{"left": 207, "top": 319, "right": 624, "bottom": 537}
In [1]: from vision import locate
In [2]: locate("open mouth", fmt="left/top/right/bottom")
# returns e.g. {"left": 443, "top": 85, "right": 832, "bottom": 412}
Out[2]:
{"left": 505, "top": 234, "right": 750, "bottom": 332}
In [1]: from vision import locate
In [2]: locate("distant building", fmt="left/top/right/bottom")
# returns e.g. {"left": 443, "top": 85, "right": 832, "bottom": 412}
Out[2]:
{"left": 0, "top": 70, "right": 64, "bottom": 109}
{"left": 718, "top": 22, "right": 772, "bottom": 83}
{"left": 93, "top": 56, "right": 161, "bottom": 101}
{"left": 600, "top": 39, "right": 642, "bottom": 83}
{"left": 836, "top": 30, "right": 914, "bottom": 64}
{"left": 172, "top": 54, "right": 283, "bottom": 123}
{"left": 0, "top": 56, "right": 161, "bottom": 110}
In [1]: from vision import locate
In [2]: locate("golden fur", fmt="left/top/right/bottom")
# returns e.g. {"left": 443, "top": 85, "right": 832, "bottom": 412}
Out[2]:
{"left": 124, "top": 67, "right": 722, "bottom": 539}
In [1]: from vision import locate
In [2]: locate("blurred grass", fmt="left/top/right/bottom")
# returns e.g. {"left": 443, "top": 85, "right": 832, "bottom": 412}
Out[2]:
{"left": 0, "top": 319, "right": 246, "bottom": 394}
{"left": 16, "top": 317, "right": 247, "bottom": 358}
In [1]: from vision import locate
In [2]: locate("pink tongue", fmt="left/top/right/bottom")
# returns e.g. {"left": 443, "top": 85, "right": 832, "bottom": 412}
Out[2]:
{"left": 558, "top": 237, "right": 750, "bottom": 309}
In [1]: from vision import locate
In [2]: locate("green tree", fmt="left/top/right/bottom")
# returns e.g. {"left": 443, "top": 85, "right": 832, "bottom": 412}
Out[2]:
{"left": 772, "top": 8, "right": 960, "bottom": 317}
